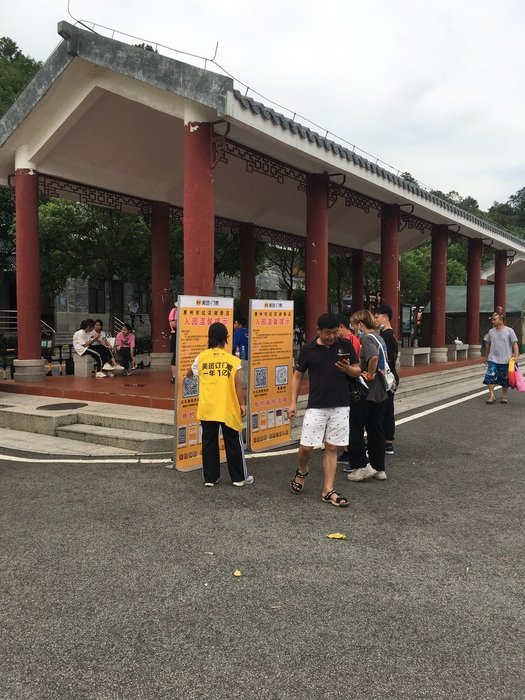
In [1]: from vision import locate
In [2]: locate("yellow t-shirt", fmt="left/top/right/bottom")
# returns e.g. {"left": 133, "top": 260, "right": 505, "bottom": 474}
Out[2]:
{"left": 197, "top": 348, "right": 242, "bottom": 432}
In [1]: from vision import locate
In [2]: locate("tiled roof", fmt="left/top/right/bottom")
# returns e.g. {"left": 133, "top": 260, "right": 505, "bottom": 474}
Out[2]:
{"left": 232, "top": 90, "right": 524, "bottom": 249}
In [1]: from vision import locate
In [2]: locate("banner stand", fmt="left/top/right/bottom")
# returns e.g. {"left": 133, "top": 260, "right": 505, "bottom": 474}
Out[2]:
{"left": 174, "top": 295, "right": 234, "bottom": 472}
{"left": 247, "top": 299, "right": 294, "bottom": 452}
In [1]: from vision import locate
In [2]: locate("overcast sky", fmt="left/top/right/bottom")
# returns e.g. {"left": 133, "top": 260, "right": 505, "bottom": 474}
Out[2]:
{"left": 3, "top": 0, "right": 524, "bottom": 210}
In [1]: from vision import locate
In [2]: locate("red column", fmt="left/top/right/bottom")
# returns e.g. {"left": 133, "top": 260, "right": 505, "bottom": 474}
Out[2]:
{"left": 430, "top": 225, "right": 448, "bottom": 352}
{"left": 151, "top": 202, "right": 171, "bottom": 354}
{"left": 352, "top": 249, "right": 364, "bottom": 313}
{"left": 183, "top": 122, "right": 214, "bottom": 295}
{"left": 380, "top": 204, "right": 400, "bottom": 334}
{"left": 466, "top": 238, "right": 482, "bottom": 349}
{"left": 494, "top": 249, "right": 507, "bottom": 313}
{"left": 305, "top": 173, "right": 329, "bottom": 339}
{"left": 15, "top": 168, "right": 41, "bottom": 359}
{"left": 240, "top": 222, "right": 256, "bottom": 319}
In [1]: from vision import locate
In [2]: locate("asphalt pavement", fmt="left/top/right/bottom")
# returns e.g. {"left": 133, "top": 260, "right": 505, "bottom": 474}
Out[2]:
{"left": 1, "top": 387, "right": 524, "bottom": 699}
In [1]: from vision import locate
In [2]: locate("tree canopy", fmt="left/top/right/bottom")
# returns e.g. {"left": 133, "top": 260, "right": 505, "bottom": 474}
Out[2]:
{"left": 0, "top": 37, "right": 41, "bottom": 116}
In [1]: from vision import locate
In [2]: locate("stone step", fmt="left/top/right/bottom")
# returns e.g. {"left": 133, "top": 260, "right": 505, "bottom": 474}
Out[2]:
{"left": 396, "top": 364, "right": 483, "bottom": 399}
{"left": 78, "top": 411, "right": 173, "bottom": 436}
{"left": 55, "top": 424, "right": 173, "bottom": 453}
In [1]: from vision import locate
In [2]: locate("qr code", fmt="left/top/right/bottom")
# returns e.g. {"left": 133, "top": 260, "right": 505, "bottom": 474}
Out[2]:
{"left": 275, "top": 365, "right": 288, "bottom": 386}
{"left": 182, "top": 375, "right": 199, "bottom": 398}
{"left": 254, "top": 367, "right": 268, "bottom": 389}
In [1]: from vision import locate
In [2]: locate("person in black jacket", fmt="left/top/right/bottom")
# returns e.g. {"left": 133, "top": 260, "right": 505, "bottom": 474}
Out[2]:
{"left": 374, "top": 305, "right": 399, "bottom": 455}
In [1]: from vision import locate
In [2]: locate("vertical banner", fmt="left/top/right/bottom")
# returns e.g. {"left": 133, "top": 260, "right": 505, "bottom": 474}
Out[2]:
{"left": 174, "top": 295, "right": 234, "bottom": 471}
{"left": 248, "top": 300, "right": 294, "bottom": 451}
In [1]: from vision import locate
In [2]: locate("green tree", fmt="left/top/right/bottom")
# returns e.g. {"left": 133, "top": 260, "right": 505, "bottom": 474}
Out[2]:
{"left": 0, "top": 37, "right": 41, "bottom": 115}
{"left": 487, "top": 187, "right": 525, "bottom": 238}
{"left": 430, "top": 189, "right": 483, "bottom": 217}
{"left": 263, "top": 244, "right": 304, "bottom": 299}
{"left": 328, "top": 255, "right": 352, "bottom": 312}
{"left": 0, "top": 37, "right": 40, "bottom": 274}
{"left": 0, "top": 186, "right": 14, "bottom": 271}
{"left": 400, "top": 242, "right": 431, "bottom": 306}
{"left": 400, "top": 171, "right": 419, "bottom": 185}
{"left": 36, "top": 199, "right": 150, "bottom": 326}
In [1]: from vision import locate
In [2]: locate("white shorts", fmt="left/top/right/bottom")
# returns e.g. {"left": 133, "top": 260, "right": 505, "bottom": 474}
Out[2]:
{"left": 300, "top": 407, "right": 350, "bottom": 447}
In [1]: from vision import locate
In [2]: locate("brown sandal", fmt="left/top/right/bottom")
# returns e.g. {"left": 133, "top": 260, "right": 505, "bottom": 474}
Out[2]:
{"left": 322, "top": 490, "right": 349, "bottom": 507}
{"left": 290, "top": 469, "right": 308, "bottom": 494}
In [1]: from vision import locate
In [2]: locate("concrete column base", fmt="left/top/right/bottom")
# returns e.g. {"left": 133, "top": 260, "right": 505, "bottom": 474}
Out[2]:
{"left": 149, "top": 352, "right": 173, "bottom": 371}
{"left": 13, "top": 358, "right": 47, "bottom": 383}
{"left": 468, "top": 345, "right": 482, "bottom": 359}
{"left": 430, "top": 347, "right": 449, "bottom": 363}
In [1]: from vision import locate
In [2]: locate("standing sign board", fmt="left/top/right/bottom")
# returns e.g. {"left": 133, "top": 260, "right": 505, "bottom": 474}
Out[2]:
{"left": 174, "top": 295, "right": 234, "bottom": 471}
{"left": 248, "top": 300, "right": 294, "bottom": 451}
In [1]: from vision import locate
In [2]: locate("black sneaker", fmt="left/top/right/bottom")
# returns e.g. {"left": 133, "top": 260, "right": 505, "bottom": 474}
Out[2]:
{"left": 385, "top": 443, "right": 394, "bottom": 455}
{"left": 337, "top": 451, "right": 350, "bottom": 465}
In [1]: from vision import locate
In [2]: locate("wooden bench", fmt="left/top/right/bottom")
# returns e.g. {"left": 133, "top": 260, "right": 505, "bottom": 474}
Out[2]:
{"left": 73, "top": 353, "right": 95, "bottom": 377}
{"left": 446, "top": 343, "right": 469, "bottom": 361}
{"left": 400, "top": 346, "right": 431, "bottom": 367}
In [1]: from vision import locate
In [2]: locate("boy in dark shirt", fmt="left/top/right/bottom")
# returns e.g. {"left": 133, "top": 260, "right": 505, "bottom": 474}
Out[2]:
{"left": 288, "top": 313, "right": 360, "bottom": 507}
{"left": 374, "top": 305, "right": 399, "bottom": 454}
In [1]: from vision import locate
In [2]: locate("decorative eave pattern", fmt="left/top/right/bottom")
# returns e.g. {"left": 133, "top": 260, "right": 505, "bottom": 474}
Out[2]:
{"left": 232, "top": 90, "right": 523, "bottom": 249}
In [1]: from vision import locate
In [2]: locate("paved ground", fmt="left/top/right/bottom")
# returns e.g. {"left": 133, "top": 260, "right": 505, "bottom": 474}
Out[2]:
{"left": 1, "top": 387, "right": 524, "bottom": 699}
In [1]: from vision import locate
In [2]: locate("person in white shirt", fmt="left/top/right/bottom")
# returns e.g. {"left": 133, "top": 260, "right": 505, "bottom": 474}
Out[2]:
{"left": 72, "top": 320, "right": 105, "bottom": 376}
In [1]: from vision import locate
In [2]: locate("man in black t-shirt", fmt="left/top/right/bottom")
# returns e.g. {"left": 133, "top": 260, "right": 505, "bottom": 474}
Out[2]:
{"left": 288, "top": 313, "right": 360, "bottom": 507}
{"left": 374, "top": 305, "right": 399, "bottom": 455}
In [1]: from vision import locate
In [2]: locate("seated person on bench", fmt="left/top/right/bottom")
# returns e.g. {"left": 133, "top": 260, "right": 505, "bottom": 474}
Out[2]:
{"left": 115, "top": 323, "right": 136, "bottom": 375}
{"left": 72, "top": 319, "right": 105, "bottom": 377}
{"left": 89, "top": 319, "right": 120, "bottom": 371}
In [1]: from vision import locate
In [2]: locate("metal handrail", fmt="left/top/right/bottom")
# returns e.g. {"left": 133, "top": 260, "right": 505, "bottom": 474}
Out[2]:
{"left": 0, "top": 310, "right": 56, "bottom": 335}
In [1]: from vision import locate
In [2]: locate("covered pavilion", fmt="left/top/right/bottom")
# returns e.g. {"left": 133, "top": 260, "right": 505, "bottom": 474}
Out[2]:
{"left": 1, "top": 21, "right": 525, "bottom": 382}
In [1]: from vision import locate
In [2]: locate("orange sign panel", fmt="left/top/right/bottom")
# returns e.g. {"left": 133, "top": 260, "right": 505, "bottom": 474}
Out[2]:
{"left": 174, "top": 295, "right": 233, "bottom": 471}
{"left": 248, "top": 300, "right": 294, "bottom": 451}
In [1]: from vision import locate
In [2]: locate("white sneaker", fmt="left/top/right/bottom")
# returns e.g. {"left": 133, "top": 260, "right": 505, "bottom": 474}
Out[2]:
{"left": 374, "top": 470, "right": 387, "bottom": 480}
{"left": 204, "top": 481, "right": 217, "bottom": 487}
{"left": 347, "top": 464, "right": 377, "bottom": 481}
{"left": 107, "top": 372, "right": 115, "bottom": 377}
{"left": 113, "top": 364, "right": 125, "bottom": 371}
{"left": 232, "top": 475, "right": 254, "bottom": 487}
{"left": 95, "top": 371, "right": 107, "bottom": 378}
{"left": 102, "top": 363, "right": 114, "bottom": 371}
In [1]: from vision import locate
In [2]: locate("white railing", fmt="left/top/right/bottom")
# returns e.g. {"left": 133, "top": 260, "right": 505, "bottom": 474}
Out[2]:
{"left": 0, "top": 310, "right": 56, "bottom": 336}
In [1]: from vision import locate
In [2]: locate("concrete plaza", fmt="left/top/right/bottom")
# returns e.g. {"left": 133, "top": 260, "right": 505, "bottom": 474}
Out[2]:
{"left": 1, "top": 385, "right": 524, "bottom": 699}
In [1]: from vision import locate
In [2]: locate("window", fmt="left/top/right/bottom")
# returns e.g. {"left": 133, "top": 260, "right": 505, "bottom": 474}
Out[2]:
{"left": 215, "top": 286, "right": 234, "bottom": 297}
{"left": 259, "top": 289, "right": 279, "bottom": 299}
{"left": 88, "top": 281, "right": 106, "bottom": 314}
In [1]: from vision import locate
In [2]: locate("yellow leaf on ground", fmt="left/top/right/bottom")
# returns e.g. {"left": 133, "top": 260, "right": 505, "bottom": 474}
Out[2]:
{"left": 232, "top": 569, "right": 243, "bottom": 577}
{"left": 326, "top": 532, "right": 348, "bottom": 540}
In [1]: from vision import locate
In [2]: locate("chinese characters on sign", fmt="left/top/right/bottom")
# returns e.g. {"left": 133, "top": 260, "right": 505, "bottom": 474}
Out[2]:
{"left": 174, "top": 295, "right": 234, "bottom": 471}
{"left": 248, "top": 300, "right": 294, "bottom": 451}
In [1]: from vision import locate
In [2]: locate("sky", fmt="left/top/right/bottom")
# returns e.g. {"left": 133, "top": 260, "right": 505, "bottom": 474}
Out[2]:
{"left": 3, "top": 0, "right": 525, "bottom": 210}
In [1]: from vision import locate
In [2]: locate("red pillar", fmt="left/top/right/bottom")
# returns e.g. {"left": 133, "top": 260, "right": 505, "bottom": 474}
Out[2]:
{"left": 494, "top": 249, "right": 507, "bottom": 313}
{"left": 240, "top": 222, "right": 256, "bottom": 319}
{"left": 430, "top": 224, "right": 448, "bottom": 358}
{"left": 151, "top": 202, "right": 171, "bottom": 355}
{"left": 183, "top": 122, "right": 214, "bottom": 295}
{"left": 380, "top": 205, "right": 400, "bottom": 334}
{"left": 466, "top": 238, "right": 482, "bottom": 355}
{"left": 352, "top": 249, "right": 364, "bottom": 313}
{"left": 15, "top": 168, "right": 41, "bottom": 360}
{"left": 305, "top": 173, "right": 329, "bottom": 339}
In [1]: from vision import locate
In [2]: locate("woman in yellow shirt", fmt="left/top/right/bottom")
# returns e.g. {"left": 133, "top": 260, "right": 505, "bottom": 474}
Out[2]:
{"left": 187, "top": 322, "right": 253, "bottom": 487}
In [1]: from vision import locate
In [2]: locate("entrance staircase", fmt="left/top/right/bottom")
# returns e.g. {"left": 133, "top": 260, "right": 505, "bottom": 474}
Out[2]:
{"left": 0, "top": 400, "right": 173, "bottom": 454}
